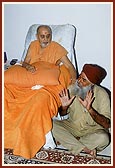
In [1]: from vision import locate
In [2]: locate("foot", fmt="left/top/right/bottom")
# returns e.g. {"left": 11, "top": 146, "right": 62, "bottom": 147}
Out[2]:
{"left": 89, "top": 149, "right": 96, "bottom": 159}
{"left": 83, "top": 147, "right": 96, "bottom": 158}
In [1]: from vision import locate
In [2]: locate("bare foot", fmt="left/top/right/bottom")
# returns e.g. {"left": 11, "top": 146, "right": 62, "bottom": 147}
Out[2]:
{"left": 90, "top": 149, "right": 96, "bottom": 159}
{"left": 83, "top": 147, "right": 96, "bottom": 158}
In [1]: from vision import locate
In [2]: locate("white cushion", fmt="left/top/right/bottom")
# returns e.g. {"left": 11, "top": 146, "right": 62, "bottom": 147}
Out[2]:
{"left": 21, "top": 24, "right": 76, "bottom": 66}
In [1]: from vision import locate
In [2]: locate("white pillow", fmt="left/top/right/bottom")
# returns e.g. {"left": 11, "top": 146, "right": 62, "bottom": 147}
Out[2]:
{"left": 21, "top": 24, "right": 76, "bottom": 66}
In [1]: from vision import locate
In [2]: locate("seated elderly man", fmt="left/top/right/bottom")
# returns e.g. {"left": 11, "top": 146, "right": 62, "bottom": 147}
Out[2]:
{"left": 4, "top": 25, "right": 76, "bottom": 159}
{"left": 22, "top": 25, "right": 76, "bottom": 83}
{"left": 52, "top": 64, "right": 111, "bottom": 158}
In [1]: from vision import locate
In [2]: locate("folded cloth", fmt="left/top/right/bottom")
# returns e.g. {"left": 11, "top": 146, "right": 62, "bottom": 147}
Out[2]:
{"left": 31, "top": 85, "right": 44, "bottom": 90}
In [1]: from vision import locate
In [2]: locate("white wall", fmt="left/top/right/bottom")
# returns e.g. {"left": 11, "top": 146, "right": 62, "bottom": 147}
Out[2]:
{"left": 3, "top": 2, "right": 113, "bottom": 89}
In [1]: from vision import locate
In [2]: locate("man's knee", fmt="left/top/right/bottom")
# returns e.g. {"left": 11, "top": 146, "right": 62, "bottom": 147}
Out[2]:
{"left": 96, "top": 132, "right": 110, "bottom": 151}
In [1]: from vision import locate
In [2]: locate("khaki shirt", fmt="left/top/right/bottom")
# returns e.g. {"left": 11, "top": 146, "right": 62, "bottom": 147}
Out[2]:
{"left": 67, "top": 85, "right": 111, "bottom": 137}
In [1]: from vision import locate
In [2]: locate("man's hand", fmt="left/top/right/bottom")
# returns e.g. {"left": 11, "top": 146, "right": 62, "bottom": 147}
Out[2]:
{"left": 59, "top": 89, "right": 76, "bottom": 108}
{"left": 26, "top": 64, "right": 37, "bottom": 73}
{"left": 78, "top": 90, "right": 94, "bottom": 110}
{"left": 22, "top": 61, "right": 37, "bottom": 73}
{"left": 78, "top": 90, "right": 110, "bottom": 128}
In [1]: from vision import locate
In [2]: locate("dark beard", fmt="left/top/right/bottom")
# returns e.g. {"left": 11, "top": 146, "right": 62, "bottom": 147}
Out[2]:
{"left": 69, "top": 82, "right": 93, "bottom": 100}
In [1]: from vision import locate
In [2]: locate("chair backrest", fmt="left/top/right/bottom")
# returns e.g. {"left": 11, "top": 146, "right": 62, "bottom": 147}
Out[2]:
{"left": 21, "top": 24, "right": 77, "bottom": 69}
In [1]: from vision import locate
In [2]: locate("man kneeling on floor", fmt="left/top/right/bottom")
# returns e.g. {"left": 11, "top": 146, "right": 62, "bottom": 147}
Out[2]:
{"left": 52, "top": 64, "right": 111, "bottom": 158}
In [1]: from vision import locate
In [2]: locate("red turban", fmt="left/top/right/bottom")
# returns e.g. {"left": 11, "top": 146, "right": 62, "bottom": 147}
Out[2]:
{"left": 82, "top": 64, "right": 107, "bottom": 85}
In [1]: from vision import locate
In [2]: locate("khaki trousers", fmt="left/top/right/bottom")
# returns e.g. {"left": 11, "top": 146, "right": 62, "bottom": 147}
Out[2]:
{"left": 52, "top": 120, "right": 110, "bottom": 155}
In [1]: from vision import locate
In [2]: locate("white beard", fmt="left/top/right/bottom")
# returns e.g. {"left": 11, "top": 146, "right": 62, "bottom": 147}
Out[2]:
{"left": 69, "top": 81, "right": 93, "bottom": 100}
{"left": 41, "top": 42, "right": 49, "bottom": 48}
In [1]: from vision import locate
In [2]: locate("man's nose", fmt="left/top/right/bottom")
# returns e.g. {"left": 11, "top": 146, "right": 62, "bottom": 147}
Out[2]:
{"left": 77, "top": 77, "right": 83, "bottom": 85}
{"left": 43, "top": 36, "right": 48, "bottom": 41}
{"left": 77, "top": 78, "right": 83, "bottom": 88}
{"left": 77, "top": 76, "right": 81, "bottom": 83}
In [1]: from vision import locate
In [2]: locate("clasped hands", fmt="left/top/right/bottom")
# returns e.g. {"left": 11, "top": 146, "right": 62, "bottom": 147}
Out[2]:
{"left": 59, "top": 88, "right": 94, "bottom": 111}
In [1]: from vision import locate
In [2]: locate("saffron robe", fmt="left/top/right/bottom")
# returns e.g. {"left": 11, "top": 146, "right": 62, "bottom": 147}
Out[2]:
{"left": 4, "top": 40, "right": 71, "bottom": 159}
